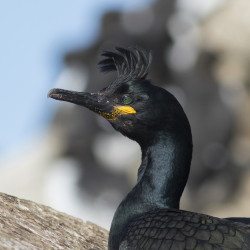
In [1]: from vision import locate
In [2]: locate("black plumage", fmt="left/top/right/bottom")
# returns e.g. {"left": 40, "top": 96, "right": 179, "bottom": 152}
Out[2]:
{"left": 48, "top": 47, "right": 250, "bottom": 250}
{"left": 98, "top": 47, "right": 151, "bottom": 80}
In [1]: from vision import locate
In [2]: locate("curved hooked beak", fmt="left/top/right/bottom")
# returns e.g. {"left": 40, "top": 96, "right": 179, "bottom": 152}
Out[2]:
{"left": 48, "top": 88, "right": 136, "bottom": 120}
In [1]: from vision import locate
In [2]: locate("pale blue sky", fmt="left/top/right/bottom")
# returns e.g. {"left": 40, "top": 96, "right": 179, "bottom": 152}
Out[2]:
{"left": 0, "top": 0, "right": 153, "bottom": 155}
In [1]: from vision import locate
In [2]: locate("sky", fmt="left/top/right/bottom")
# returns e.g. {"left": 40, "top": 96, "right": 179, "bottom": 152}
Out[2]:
{"left": 0, "top": 0, "right": 153, "bottom": 156}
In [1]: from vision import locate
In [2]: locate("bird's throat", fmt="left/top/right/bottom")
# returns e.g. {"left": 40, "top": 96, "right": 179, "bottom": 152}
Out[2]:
{"left": 137, "top": 131, "right": 192, "bottom": 209}
{"left": 109, "top": 131, "right": 192, "bottom": 249}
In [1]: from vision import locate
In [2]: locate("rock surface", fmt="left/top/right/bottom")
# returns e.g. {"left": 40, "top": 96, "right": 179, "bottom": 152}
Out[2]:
{"left": 0, "top": 192, "right": 108, "bottom": 249}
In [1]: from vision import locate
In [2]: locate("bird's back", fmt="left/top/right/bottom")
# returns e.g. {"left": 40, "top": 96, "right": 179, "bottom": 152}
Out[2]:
{"left": 119, "top": 208, "right": 250, "bottom": 250}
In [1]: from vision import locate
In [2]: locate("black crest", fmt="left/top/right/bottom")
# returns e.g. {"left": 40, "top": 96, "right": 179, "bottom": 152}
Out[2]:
{"left": 98, "top": 47, "right": 152, "bottom": 81}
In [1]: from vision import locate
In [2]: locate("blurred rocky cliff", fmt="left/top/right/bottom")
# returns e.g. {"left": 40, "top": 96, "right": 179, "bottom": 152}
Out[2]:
{"left": 51, "top": 0, "right": 250, "bottom": 223}
{"left": 1, "top": 0, "right": 249, "bottom": 230}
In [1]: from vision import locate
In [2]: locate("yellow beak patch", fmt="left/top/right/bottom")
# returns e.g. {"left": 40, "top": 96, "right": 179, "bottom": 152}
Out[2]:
{"left": 98, "top": 105, "right": 136, "bottom": 120}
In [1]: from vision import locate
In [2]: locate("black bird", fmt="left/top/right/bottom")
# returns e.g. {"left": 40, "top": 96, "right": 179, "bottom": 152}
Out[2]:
{"left": 48, "top": 47, "right": 250, "bottom": 250}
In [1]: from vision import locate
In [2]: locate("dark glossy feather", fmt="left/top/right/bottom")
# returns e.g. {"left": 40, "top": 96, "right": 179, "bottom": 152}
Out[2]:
{"left": 120, "top": 208, "right": 250, "bottom": 250}
{"left": 225, "top": 217, "right": 250, "bottom": 225}
{"left": 98, "top": 47, "right": 152, "bottom": 81}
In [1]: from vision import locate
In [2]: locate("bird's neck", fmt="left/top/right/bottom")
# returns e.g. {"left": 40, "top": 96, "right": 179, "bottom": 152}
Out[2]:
{"left": 137, "top": 130, "right": 192, "bottom": 209}
{"left": 109, "top": 129, "right": 192, "bottom": 249}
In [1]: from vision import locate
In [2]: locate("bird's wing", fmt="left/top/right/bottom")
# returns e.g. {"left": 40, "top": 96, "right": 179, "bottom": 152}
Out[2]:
{"left": 120, "top": 209, "right": 250, "bottom": 250}
{"left": 225, "top": 217, "right": 250, "bottom": 225}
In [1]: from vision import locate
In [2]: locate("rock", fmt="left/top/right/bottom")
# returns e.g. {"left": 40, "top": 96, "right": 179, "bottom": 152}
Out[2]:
{"left": 0, "top": 192, "right": 108, "bottom": 249}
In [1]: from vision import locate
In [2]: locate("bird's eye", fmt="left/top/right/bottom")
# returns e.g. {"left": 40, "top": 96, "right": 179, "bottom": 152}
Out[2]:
{"left": 122, "top": 95, "right": 133, "bottom": 105}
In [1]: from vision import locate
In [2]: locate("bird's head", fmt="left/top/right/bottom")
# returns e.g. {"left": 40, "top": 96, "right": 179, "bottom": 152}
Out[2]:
{"left": 48, "top": 47, "right": 189, "bottom": 146}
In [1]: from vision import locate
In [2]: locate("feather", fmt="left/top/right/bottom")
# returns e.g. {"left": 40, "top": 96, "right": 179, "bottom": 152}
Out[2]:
{"left": 98, "top": 47, "right": 152, "bottom": 81}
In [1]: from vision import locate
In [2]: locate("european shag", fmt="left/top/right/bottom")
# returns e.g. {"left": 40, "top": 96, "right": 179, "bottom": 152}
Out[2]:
{"left": 48, "top": 47, "right": 250, "bottom": 250}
